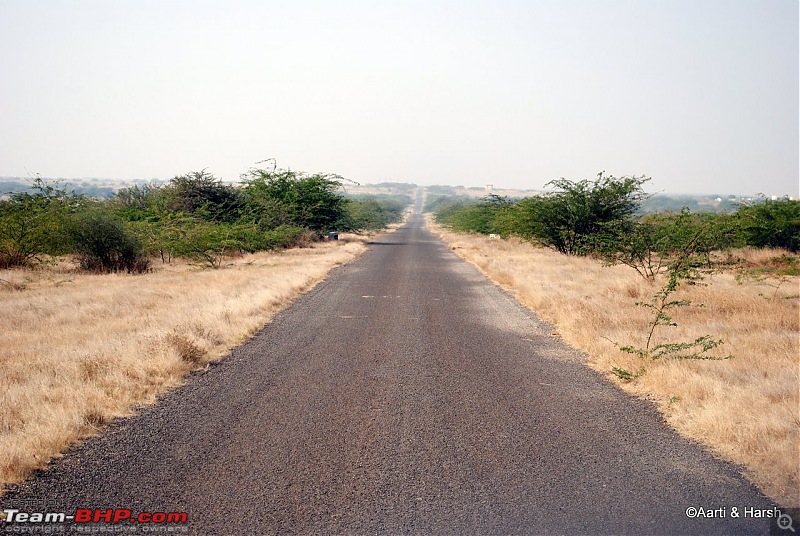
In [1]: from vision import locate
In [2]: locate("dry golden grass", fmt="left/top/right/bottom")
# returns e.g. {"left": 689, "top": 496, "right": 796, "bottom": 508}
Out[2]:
{"left": 0, "top": 235, "right": 371, "bottom": 493}
{"left": 428, "top": 217, "right": 799, "bottom": 506}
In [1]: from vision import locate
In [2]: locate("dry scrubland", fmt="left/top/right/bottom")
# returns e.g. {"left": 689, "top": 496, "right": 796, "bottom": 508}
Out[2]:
{"left": 0, "top": 235, "right": 371, "bottom": 493}
{"left": 429, "top": 217, "right": 799, "bottom": 506}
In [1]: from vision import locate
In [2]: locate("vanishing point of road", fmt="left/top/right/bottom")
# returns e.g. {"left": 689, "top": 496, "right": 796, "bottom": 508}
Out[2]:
{"left": 3, "top": 194, "right": 780, "bottom": 535}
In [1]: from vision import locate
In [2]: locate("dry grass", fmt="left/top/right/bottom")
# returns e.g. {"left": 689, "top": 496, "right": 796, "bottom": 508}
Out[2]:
{"left": 429, "top": 217, "right": 799, "bottom": 506}
{"left": 0, "top": 235, "right": 371, "bottom": 493}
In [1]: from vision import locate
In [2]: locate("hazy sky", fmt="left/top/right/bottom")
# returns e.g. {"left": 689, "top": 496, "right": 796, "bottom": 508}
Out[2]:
{"left": 1, "top": 0, "right": 798, "bottom": 195}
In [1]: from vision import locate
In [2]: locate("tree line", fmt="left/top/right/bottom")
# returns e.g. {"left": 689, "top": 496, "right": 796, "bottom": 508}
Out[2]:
{"left": 0, "top": 165, "right": 410, "bottom": 272}
{"left": 430, "top": 174, "right": 800, "bottom": 263}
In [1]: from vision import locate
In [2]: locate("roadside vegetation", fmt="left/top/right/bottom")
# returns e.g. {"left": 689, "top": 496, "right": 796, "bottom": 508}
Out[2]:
{"left": 429, "top": 173, "right": 798, "bottom": 254}
{"left": 0, "top": 163, "right": 410, "bottom": 493}
{"left": 1, "top": 162, "right": 409, "bottom": 271}
{"left": 427, "top": 175, "right": 799, "bottom": 505}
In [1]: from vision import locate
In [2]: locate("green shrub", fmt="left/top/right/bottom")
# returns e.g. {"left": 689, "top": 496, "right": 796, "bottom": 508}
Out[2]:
{"left": 0, "top": 200, "right": 56, "bottom": 268}
{"left": 161, "top": 170, "right": 244, "bottom": 223}
{"left": 737, "top": 198, "right": 800, "bottom": 252}
{"left": 435, "top": 195, "right": 510, "bottom": 234}
{"left": 229, "top": 223, "right": 306, "bottom": 252}
{"left": 174, "top": 221, "right": 238, "bottom": 268}
{"left": 596, "top": 209, "right": 743, "bottom": 279}
{"left": 68, "top": 211, "right": 150, "bottom": 273}
{"left": 241, "top": 167, "right": 347, "bottom": 233}
{"left": 261, "top": 225, "right": 307, "bottom": 249}
{"left": 343, "top": 195, "right": 410, "bottom": 230}
{"left": 0, "top": 178, "right": 81, "bottom": 267}
{"left": 425, "top": 194, "right": 469, "bottom": 215}
{"left": 522, "top": 174, "right": 649, "bottom": 255}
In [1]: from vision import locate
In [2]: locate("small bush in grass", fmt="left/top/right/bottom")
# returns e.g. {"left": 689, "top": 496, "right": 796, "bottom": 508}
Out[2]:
{"left": 166, "top": 333, "right": 206, "bottom": 365}
{"left": 165, "top": 333, "right": 206, "bottom": 365}
{"left": 68, "top": 211, "right": 150, "bottom": 273}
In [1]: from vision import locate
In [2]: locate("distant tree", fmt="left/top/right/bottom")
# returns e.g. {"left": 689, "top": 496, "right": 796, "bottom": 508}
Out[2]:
{"left": 369, "top": 182, "right": 417, "bottom": 193}
{"left": 341, "top": 195, "right": 409, "bottom": 231}
{"left": 344, "top": 198, "right": 390, "bottom": 230}
{"left": 437, "top": 194, "right": 511, "bottom": 234}
{"left": 426, "top": 194, "right": 470, "bottom": 216}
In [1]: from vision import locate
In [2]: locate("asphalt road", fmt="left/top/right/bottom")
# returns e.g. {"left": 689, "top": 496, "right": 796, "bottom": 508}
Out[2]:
{"left": 2, "top": 194, "right": 782, "bottom": 535}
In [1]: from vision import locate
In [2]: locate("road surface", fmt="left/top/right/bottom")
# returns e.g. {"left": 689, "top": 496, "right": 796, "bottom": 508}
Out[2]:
{"left": 2, "top": 195, "right": 782, "bottom": 535}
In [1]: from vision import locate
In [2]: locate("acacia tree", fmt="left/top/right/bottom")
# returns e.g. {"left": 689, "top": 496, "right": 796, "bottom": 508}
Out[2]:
{"left": 510, "top": 173, "right": 650, "bottom": 255}
{"left": 0, "top": 178, "right": 81, "bottom": 267}
{"left": 163, "top": 170, "right": 244, "bottom": 223}
{"left": 241, "top": 167, "right": 348, "bottom": 233}
{"left": 596, "top": 209, "right": 740, "bottom": 280}
{"left": 737, "top": 197, "right": 800, "bottom": 252}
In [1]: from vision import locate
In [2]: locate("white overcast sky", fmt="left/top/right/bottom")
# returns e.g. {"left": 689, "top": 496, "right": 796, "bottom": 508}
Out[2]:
{"left": 1, "top": 0, "right": 798, "bottom": 195}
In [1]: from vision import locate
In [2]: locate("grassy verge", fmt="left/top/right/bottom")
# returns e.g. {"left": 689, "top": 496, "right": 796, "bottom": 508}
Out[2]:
{"left": 428, "top": 216, "right": 799, "bottom": 506}
{"left": 0, "top": 234, "right": 373, "bottom": 493}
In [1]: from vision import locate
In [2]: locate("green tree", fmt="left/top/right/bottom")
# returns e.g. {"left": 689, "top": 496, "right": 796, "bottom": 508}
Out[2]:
{"left": 345, "top": 199, "right": 391, "bottom": 230}
{"left": 737, "top": 197, "right": 800, "bottom": 252}
{"left": 127, "top": 214, "right": 195, "bottom": 263}
{"left": 162, "top": 170, "right": 244, "bottom": 223}
{"left": 175, "top": 220, "right": 240, "bottom": 269}
{"left": 614, "top": 237, "right": 729, "bottom": 367}
{"left": 241, "top": 167, "right": 347, "bottom": 232}
{"left": 503, "top": 174, "right": 650, "bottom": 255}
{"left": 0, "top": 177, "right": 81, "bottom": 267}
{"left": 67, "top": 210, "right": 149, "bottom": 273}
{"left": 438, "top": 195, "right": 511, "bottom": 234}
{"left": 597, "top": 209, "right": 741, "bottom": 280}
{"left": 342, "top": 195, "right": 410, "bottom": 231}
{"left": 113, "top": 182, "right": 168, "bottom": 222}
